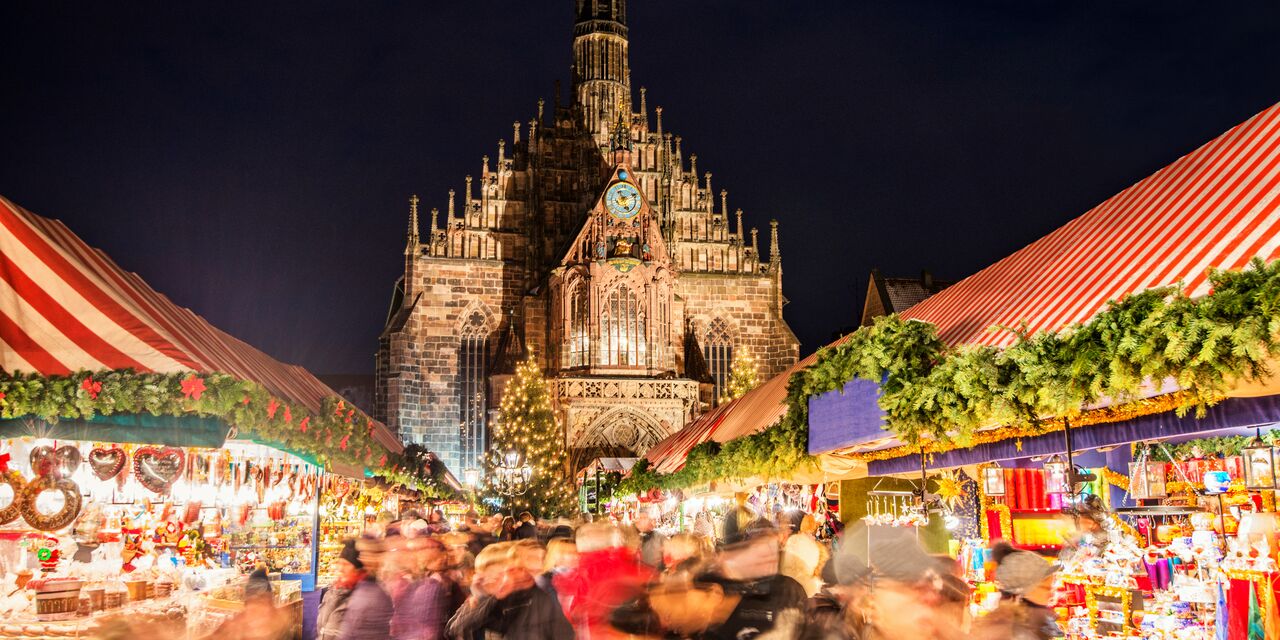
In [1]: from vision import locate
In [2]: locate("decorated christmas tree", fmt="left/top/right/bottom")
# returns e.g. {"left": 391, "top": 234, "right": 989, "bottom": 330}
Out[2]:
{"left": 484, "top": 356, "right": 577, "bottom": 518}
{"left": 725, "top": 349, "right": 760, "bottom": 401}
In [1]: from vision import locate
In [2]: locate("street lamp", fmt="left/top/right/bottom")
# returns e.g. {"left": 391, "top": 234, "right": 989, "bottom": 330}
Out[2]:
{"left": 494, "top": 449, "right": 532, "bottom": 516}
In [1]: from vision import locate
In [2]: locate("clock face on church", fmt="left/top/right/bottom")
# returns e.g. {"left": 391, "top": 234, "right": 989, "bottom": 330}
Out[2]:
{"left": 605, "top": 182, "right": 641, "bottom": 220}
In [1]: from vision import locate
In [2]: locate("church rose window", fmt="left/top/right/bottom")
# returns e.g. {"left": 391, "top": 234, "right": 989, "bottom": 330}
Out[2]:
{"left": 704, "top": 318, "right": 733, "bottom": 402}
{"left": 603, "top": 286, "right": 646, "bottom": 367}
{"left": 458, "top": 312, "right": 488, "bottom": 472}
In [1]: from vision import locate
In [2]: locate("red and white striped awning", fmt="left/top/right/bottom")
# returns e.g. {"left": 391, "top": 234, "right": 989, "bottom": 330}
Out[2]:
{"left": 645, "top": 350, "right": 822, "bottom": 474}
{"left": 0, "top": 196, "right": 402, "bottom": 452}
{"left": 905, "top": 101, "right": 1280, "bottom": 346}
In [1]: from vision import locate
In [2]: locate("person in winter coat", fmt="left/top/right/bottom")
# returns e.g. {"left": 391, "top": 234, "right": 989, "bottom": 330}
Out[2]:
{"left": 781, "top": 513, "right": 829, "bottom": 598}
{"left": 970, "top": 542, "right": 1063, "bottom": 640}
{"left": 552, "top": 522, "right": 656, "bottom": 639}
{"left": 206, "top": 567, "right": 292, "bottom": 640}
{"left": 513, "top": 512, "right": 538, "bottom": 540}
{"left": 696, "top": 518, "right": 808, "bottom": 640}
{"left": 446, "top": 541, "right": 574, "bottom": 640}
{"left": 317, "top": 542, "right": 365, "bottom": 640}
{"left": 634, "top": 506, "right": 667, "bottom": 569}
{"left": 338, "top": 537, "right": 394, "bottom": 640}
{"left": 800, "top": 554, "right": 869, "bottom": 640}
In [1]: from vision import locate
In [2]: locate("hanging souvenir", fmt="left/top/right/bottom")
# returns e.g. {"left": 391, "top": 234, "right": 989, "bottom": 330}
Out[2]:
{"left": 132, "top": 447, "right": 185, "bottom": 494}
{"left": 20, "top": 475, "right": 82, "bottom": 531}
{"left": 29, "top": 444, "right": 82, "bottom": 478}
{"left": 0, "top": 470, "right": 26, "bottom": 525}
{"left": 88, "top": 446, "right": 127, "bottom": 481}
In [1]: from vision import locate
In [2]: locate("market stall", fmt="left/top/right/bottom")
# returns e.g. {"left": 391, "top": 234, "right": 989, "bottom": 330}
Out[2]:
{"left": 0, "top": 195, "right": 409, "bottom": 635}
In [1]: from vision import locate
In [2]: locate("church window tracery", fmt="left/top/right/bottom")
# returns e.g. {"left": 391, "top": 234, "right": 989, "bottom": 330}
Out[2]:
{"left": 568, "top": 284, "right": 590, "bottom": 367}
{"left": 603, "top": 286, "right": 646, "bottom": 366}
{"left": 704, "top": 318, "right": 733, "bottom": 402}
{"left": 458, "top": 312, "right": 489, "bottom": 472}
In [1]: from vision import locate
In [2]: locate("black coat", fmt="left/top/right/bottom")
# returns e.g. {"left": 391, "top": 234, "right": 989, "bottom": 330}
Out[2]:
{"left": 694, "top": 572, "right": 808, "bottom": 640}
{"left": 446, "top": 586, "right": 574, "bottom": 640}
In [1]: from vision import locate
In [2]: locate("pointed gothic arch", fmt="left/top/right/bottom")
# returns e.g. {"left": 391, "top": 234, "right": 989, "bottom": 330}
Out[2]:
{"left": 703, "top": 317, "right": 734, "bottom": 402}
{"left": 457, "top": 303, "right": 496, "bottom": 474}
{"left": 577, "top": 405, "right": 670, "bottom": 454}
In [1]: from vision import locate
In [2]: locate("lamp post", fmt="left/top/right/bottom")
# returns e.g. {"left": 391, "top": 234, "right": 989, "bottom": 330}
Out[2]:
{"left": 462, "top": 467, "right": 480, "bottom": 510}
{"left": 494, "top": 449, "right": 532, "bottom": 517}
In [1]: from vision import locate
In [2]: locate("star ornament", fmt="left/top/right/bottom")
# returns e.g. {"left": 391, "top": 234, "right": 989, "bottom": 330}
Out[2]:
{"left": 933, "top": 470, "right": 968, "bottom": 510}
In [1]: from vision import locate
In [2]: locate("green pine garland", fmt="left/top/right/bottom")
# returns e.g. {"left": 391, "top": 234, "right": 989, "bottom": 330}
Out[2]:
{"left": 0, "top": 369, "right": 451, "bottom": 496}
{"left": 620, "top": 258, "right": 1280, "bottom": 494}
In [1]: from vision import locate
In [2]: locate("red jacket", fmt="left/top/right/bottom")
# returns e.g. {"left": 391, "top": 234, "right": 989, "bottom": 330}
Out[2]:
{"left": 553, "top": 547, "right": 655, "bottom": 638}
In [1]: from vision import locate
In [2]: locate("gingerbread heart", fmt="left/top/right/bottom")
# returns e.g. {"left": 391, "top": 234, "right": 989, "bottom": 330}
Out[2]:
{"left": 88, "top": 447, "right": 127, "bottom": 481}
{"left": 29, "top": 445, "right": 82, "bottom": 477}
{"left": 133, "top": 447, "right": 185, "bottom": 494}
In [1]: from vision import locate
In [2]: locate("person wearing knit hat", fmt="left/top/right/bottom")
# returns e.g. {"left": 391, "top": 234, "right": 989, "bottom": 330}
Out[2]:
{"left": 971, "top": 541, "right": 1063, "bottom": 640}
{"left": 337, "top": 535, "right": 393, "bottom": 640}
{"left": 316, "top": 540, "right": 366, "bottom": 640}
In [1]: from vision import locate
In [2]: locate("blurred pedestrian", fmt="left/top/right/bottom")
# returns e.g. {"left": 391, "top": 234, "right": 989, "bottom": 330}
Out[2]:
{"left": 514, "top": 512, "right": 538, "bottom": 540}
{"left": 970, "top": 542, "right": 1062, "bottom": 640}
{"left": 852, "top": 526, "right": 965, "bottom": 640}
{"left": 317, "top": 541, "right": 365, "bottom": 640}
{"left": 554, "top": 522, "right": 655, "bottom": 639}
{"left": 801, "top": 553, "right": 869, "bottom": 640}
{"left": 536, "top": 537, "right": 577, "bottom": 600}
{"left": 781, "top": 512, "right": 829, "bottom": 597}
{"left": 338, "top": 537, "right": 394, "bottom": 640}
{"left": 696, "top": 518, "right": 807, "bottom": 640}
{"left": 661, "top": 532, "right": 712, "bottom": 584}
{"left": 446, "top": 541, "right": 573, "bottom": 640}
{"left": 499, "top": 516, "right": 519, "bottom": 541}
{"left": 206, "top": 567, "right": 291, "bottom": 640}
{"left": 635, "top": 506, "right": 667, "bottom": 569}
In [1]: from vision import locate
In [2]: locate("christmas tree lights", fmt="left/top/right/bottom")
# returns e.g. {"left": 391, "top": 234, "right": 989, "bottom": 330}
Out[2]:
{"left": 483, "top": 356, "right": 576, "bottom": 518}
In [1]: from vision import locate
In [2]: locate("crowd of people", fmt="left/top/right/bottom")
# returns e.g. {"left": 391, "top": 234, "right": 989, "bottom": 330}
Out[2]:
{"left": 214, "top": 506, "right": 1066, "bottom": 640}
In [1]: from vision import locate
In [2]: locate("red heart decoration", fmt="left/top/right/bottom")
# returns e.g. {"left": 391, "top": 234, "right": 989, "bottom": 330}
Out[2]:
{"left": 133, "top": 447, "right": 185, "bottom": 494}
{"left": 88, "top": 447, "right": 127, "bottom": 481}
{"left": 29, "top": 445, "right": 81, "bottom": 477}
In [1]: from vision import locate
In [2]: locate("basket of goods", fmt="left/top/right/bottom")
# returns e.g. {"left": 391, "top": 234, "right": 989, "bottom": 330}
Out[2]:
{"left": 28, "top": 577, "right": 84, "bottom": 621}
{"left": 125, "top": 579, "right": 150, "bottom": 602}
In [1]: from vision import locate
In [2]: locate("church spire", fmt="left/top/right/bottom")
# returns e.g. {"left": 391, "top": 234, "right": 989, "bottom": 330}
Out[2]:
{"left": 405, "top": 194, "right": 420, "bottom": 256}
{"left": 769, "top": 219, "right": 781, "bottom": 266}
{"left": 572, "top": 0, "right": 630, "bottom": 142}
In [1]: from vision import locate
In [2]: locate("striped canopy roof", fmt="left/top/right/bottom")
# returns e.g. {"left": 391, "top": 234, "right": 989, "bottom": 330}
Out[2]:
{"left": 0, "top": 196, "right": 401, "bottom": 451}
{"left": 645, "top": 350, "right": 819, "bottom": 473}
{"left": 649, "top": 100, "right": 1280, "bottom": 471}
{"left": 904, "top": 101, "right": 1280, "bottom": 346}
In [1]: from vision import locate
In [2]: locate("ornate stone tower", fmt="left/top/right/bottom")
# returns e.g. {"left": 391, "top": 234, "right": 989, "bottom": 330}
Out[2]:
{"left": 376, "top": 1, "right": 799, "bottom": 475}
{"left": 573, "top": 0, "right": 631, "bottom": 143}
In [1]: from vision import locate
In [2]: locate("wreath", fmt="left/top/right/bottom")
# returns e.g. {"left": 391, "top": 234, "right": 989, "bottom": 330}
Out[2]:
{"left": 0, "top": 471, "right": 26, "bottom": 525}
{"left": 20, "top": 475, "right": 82, "bottom": 531}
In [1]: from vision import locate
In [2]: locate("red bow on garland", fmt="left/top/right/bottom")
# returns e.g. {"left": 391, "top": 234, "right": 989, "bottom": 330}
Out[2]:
{"left": 266, "top": 398, "right": 279, "bottom": 419}
{"left": 299, "top": 417, "right": 310, "bottom": 433}
{"left": 339, "top": 434, "right": 350, "bottom": 451}
{"left": 0, "top": 452, "right": 9, "bottom": 473}
{"left": 282, "top": 406, "right": 292, "bottom": 424}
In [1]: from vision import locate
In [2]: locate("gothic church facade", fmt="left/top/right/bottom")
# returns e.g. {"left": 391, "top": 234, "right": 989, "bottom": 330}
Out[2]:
{"left": 376, "top": 0, "right": 799, "bottom": 475}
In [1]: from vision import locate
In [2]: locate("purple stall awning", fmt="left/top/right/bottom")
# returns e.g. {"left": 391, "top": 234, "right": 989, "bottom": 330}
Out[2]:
{"left": 807, "top": 377, "right": 890, "bottom": 455}
{"left": 866, "top": 393, "right": 1280, "bottom": 475}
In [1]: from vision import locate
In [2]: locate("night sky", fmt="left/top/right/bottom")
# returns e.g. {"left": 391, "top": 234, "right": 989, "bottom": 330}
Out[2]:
{"left": 3, "top": 1, "right": 1278, "bottom": 374}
